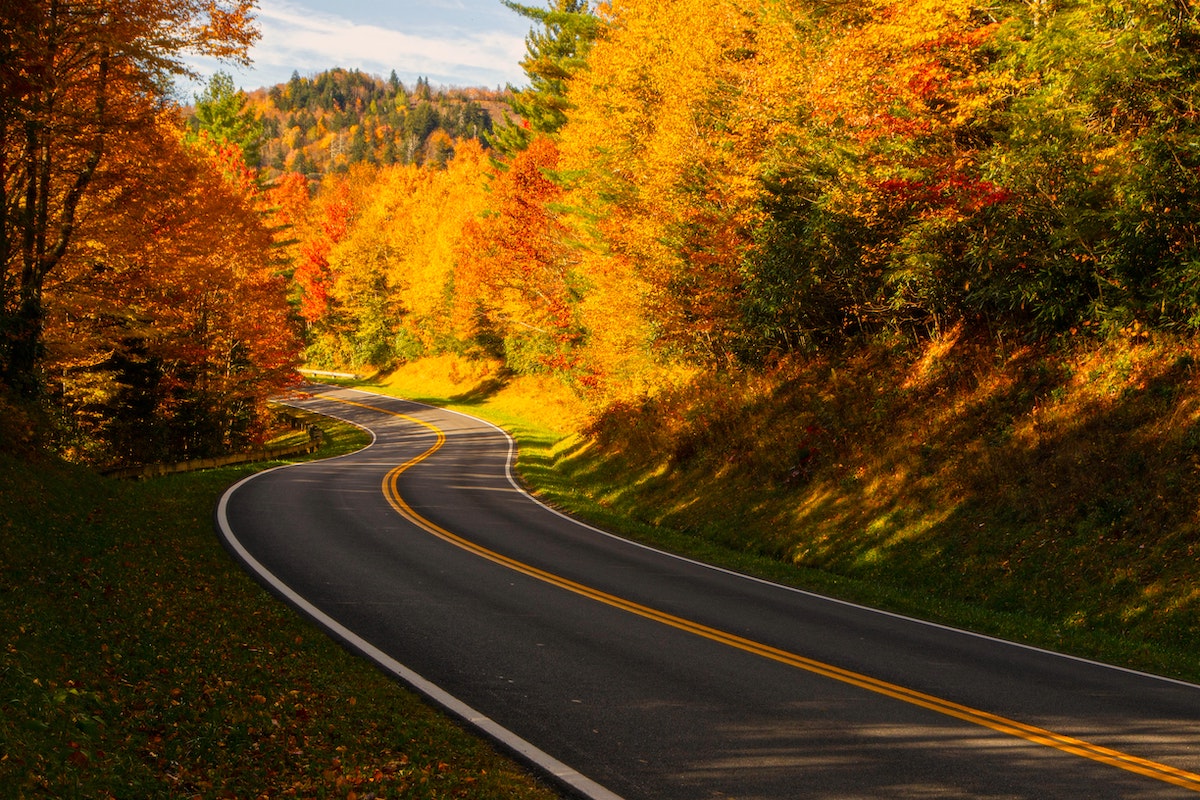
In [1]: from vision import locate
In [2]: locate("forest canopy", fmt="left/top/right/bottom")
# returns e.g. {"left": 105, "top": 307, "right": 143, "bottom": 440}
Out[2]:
{"left": 280, "top": 0, "right": 1200, "bottom": 401}
{"left": 8, "top": 0, "right": 1200, "bottom": 462}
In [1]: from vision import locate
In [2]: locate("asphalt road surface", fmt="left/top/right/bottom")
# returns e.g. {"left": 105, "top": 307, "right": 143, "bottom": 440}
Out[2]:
{"left": 216, "top": 385, "right": 1200, "bottom": 799}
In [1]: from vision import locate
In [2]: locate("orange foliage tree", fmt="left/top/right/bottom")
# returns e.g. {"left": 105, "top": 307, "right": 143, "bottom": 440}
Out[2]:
{"left": 294, "top": 175, "right": 357, "bottom": 327}
{"left": 0, "top": 0, "right": 258, "bottom": 396}
{"left": 45, "top": 115, "right": 300, "bottom": 464}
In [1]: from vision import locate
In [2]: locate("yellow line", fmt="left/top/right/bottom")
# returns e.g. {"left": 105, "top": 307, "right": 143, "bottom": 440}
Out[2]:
{"left": 324, "top": 394, "right": 1200, "bottom": 793}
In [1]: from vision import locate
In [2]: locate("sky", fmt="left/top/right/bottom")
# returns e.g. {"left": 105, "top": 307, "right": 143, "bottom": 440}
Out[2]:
{"left": 183, "top": 0, "right": 533, "bottom": 97}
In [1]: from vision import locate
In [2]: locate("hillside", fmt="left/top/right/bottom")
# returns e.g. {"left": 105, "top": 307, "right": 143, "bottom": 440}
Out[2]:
{"left": 245, "top": 69, "right": 510, "bottom": 179}
{"left": 564, "top": 333, "right": 1200, "bottom": 681}
{"left": 369, "top": 334, "right": 1200, "bottom": 686}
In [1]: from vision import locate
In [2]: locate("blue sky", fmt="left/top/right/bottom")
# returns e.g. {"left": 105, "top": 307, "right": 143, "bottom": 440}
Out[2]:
{"left": 185, "top": 0, "right": 533, "bottom": 96}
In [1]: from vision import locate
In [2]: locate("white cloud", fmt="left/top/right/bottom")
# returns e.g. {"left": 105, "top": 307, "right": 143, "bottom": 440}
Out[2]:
{"left": 187, "top": 0, "right": 528, "bottom": 93}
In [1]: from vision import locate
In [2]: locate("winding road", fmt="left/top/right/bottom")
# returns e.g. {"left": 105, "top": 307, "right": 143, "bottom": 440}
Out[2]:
{"left": 216, "top": 385, "right": 1200, "bottom": 799}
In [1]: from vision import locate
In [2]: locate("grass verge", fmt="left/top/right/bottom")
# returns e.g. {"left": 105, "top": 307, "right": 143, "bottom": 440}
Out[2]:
{"left": 0, "top": 411, "right": 562, "bottom": 799}
{"left": 361, "top": 340, "right": 1199, "bottom": 686}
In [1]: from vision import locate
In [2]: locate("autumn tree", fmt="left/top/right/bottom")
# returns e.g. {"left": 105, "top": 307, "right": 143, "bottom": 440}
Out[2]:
{"left": 457, "top": 136, "right": 585, "bottom": 375}
{"left": 558, "top": 0, "right": 780, "bottom": 365}
{"left": 294, "top": 177, "right": 354, "bottom": 322}
{"left": 0, "top": 0, "right": 257, "bottom": 396}
{"left": 45, "top": 114, "right": 299, "bottom": 464}
{"left": 266, "top": 169, "right": 312, "bottom": 261}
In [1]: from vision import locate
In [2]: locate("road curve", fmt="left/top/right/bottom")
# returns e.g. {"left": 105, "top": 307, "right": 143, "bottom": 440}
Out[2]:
{"left": 216, "top": 385, "right": 1200, "bottom": 800}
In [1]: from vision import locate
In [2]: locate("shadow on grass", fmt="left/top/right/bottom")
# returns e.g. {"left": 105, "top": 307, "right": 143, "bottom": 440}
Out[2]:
{"left": 450, "top": 375, "right": 511, "bottom": 405}
{"left": 542, "top": 333, "right": 1200, "bottom": 682}
{"left": 365, "top": 374, "right": 512, "bottom": 409}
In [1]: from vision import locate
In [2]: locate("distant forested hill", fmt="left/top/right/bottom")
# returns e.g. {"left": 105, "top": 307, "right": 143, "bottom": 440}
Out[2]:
{"left": 244, "top": 69, "right": 509, "bottom": 179}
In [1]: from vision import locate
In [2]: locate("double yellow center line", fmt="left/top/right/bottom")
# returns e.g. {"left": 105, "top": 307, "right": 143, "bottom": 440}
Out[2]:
{"left": 329, "top": 394, "right": 1200, "bottom": 793}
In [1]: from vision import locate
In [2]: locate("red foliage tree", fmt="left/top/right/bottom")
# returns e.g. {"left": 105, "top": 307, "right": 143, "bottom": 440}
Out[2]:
{"left": 457, "top": 137, "right": 585, "bottom": 374}
{"left": 294, "top": 179, "right": 354, "bottom": 324}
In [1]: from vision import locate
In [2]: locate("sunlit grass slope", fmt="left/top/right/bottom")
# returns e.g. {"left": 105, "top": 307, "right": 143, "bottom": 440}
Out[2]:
{"left": 368, "top": 333, "right": 1200, "bottom": 684}
{"left": 0, "top": 410, "right": 561, "bottom": 799}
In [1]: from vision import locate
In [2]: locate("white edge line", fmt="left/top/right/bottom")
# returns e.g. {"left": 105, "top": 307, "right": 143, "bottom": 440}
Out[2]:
{"left": 215, "top": 394, "right": 627, "bottom": 800}
{"left": 329, "top": 386, "right": 1200, "bottom": 694}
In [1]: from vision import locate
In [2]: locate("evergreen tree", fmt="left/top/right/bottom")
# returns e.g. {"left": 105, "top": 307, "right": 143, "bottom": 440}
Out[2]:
{"left": 489, "top": 0, "right": 600, "bottom": 156}
{"left": 288, "top": 71, "right": 310, "bottom": 108}
{"left": 268, "top": 84, "right": 288, "bottom": 111}
{"left": 406, "top": 101, "right": 439, "bottom": 143}
{"left": 291, "top": 149, "right": 314, "bottom": 177}
{"left": 348, "top": 125, "right": 370, "bottom": 164}
{"left": 192, "top": 72, "right": 264, "bottom": 167}
{"left": 381, "top": 137, "right": 398, "bottom": 165}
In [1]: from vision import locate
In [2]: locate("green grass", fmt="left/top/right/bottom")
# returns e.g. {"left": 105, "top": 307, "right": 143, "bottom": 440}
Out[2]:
{"left": 0, "top": 413, "right": 562, "bottom": 799}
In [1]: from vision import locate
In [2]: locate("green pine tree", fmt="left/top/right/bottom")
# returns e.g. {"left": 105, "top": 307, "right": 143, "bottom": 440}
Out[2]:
{"left": 489, "top": 0, "right": 600, "bottom": 156}
{"left": 192, "top": 71, "right": 264, "bottom": 167}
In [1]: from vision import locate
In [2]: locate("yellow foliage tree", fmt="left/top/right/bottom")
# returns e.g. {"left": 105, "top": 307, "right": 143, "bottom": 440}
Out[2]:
{"left": 557, "top": 0, "right": 816, "bottom": 375}
{"left": 315, "top": 141, "right": 492, "bottom": 369}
